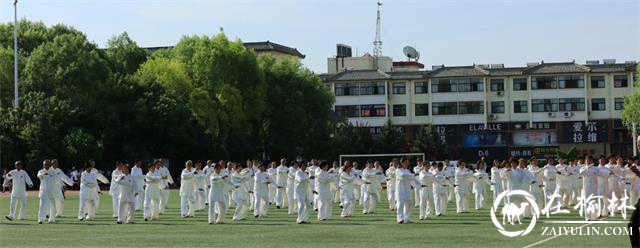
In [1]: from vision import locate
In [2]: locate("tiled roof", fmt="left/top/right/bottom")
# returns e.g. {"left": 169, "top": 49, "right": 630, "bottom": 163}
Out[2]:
{"left": 487, "top": 67, "right": 527, "bottom": 76}
{"left": 388, "top": 70, "right": 429, "bottom": 80}
{"left": 587, "top": 63, "right": 637, "bottom": 73}
{"left": 243, "top": 41, "right": 305, "bottom": 58}
{"left": 523, "top": 62, "right": 590, "bottom": 74}
{"left": 427, "top": 66, "right": 490, "bottom": 78}
{"left": 330, "top": 69, "right": 390, "bottom": 81}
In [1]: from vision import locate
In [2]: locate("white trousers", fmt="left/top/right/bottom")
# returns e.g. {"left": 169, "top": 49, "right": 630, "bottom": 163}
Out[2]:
{"left": 143, "top": 195, "right": 160, "bottom": 219}
{"left": 455, "top": 186, "right": 470, "bottom": 213}
{"left": 317, "top": 196, "right": 332, "bottom": 220}
{"left": 8, "top": 196, "right": 27, "bottom": 219}
{"left": 297, "top": 198, "right": 311, "bottom": 223}
{"left": 195, "top": 190, "right": 206, "bottom": 210}
{"left": 434, "top": 190, "right": 448, "bottom": 215}
{"left": 159, "top": 189, "right": 169, "bottom": 213}
{"left": 180, "top": 195, "right": 196, "bottom": 217}
{"left": 419, "top": 188, "right": 434, "bottom": 219}
{"left": 387, "top": 188, "right": 396, "bottom": 210}
{"left": 118, "top": 200, "right": 134, "bottom": 223}
{"left": 362, "top": 192, "right": 377, "bottom": 214}
{"left": 78, "top": 196, "right": 96, "bottom": 220}
{"left": 474, "top": 189, "right": 486, "bottom": 210}
{"left": 232, "top": 198, "right": 248, "bottom": 221}
{"left": 253, "top": 195, "right": 269, "bottom": 216}
{"left": 287, "top": 187, "right": 297, "bottom": 214}
{"left": 38, "top": 196, "right": 55, "bottom": 223}
{"left": 208, "top": 200, "right": 227, "bottom": 224}
{"left": 275, "top": 187, "right": 287, "bottom": 207}
{"left": 396, "top": 199, "right": 412, "bottom": 223}
{"left": 111, "top": 194, "right": 120, "bottom": 217}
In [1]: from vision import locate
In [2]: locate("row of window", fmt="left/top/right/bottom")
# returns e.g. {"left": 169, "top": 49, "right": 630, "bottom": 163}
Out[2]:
{"left": 335, "top": 75, "right": 630, "bottom": 96}
{"left": 336, "top": 98, "right": 625, "bottom": 118}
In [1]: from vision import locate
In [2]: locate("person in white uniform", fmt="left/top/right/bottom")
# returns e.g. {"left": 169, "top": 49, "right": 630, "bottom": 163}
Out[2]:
{"left": 116, "top": 165, "right": 139, "bottom": 224}
{"left": 413, "top": 158, "right": 424, "bottom": 207}
{"left": 78, "top": 162, "right": 99, "bottom": 221}
{"left": 445, "top": 159, "right": 456, "bottom": 203}
{"left": 418, "top": 163, "right": 435, "bottom": 220}
{"left": 454, "top": 161, "right": 473, "bottom": 214}
{"left": 209, "top": 163, "right": 230, "bottom": 224}
{"left": 231, "top": 165, "right": 250, "bottom": 221}
{"left": 361, "top": 160, "right": 380, "bottom": 214}
{"left": 131, "top": 160, "right": 145, "bottom": 211}
{"left": 37, "top": 160, "right": 57, "bottom": 224}
{"left": 294, "top": 161, "right": 312, "bottom": 224}
{"left": 579, "top": 156, "right": 600, "bottom": 220}
{"left": 386, "top": 159, "right": 398, "bottom": 211}
{"left": 194, "top": 162, "right": 207, "bottom": 211}
{"left": 267, "top": 162, "right": 277, "bottom": 205}
{"left": 203, "top": 160, "right": 215, "bottom": 205}
{"left": 5, "top": 161, "right": 33, "bottom": 221}
{"left": 254, "top": 163, "right": 272, "bottom": 218}
{"left": 109, "top": 162, "right": 124, "bottom": 218}
{"left": 396, "top": 157, "right": 419, "bottom": 224}
{"left": 433, "top": 162, "right": 449, "bottom": 216}
{"left": 180, "top": 160, "right": 197, "bottom": 218}
{"left": 286, "top": 161, "right": 300, "bottom": 214}
{"left": 340, "top": 163, "right": 356, "bottom": 218}
{"left": 157, "top": 160, "right": 174, "bottom": 214}
{"left": 51, "top": 159, "right": 73, "bottom": 217}
{"left": 316, "top": 161, "right": 335, "bottom": 220}
{"left": 555, "top": 158, "right": 574, "bottom": 207}
{"left": 473, "top": 161, "right": 491, "bottom": 210}
{"left": 274, "top": 159, "right": 288, "bottom": 209}
{"left": 490, "top": 159, "right": 504, "bottom": 203}
{"left": 143, "top": 163, "right": 162, "bottom": 221}
{"left": 541, "top": 157, "right": 559, "bottom": 206}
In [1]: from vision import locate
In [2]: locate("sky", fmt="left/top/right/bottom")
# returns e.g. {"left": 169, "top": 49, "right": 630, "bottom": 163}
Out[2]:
{"left": 1, "top": 0, "right": 639, "bottom": 73}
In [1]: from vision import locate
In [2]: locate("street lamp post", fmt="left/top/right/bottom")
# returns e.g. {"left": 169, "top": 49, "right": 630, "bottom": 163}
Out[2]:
{"left": 13, "top": 0, "right": 19, "bottom": 109}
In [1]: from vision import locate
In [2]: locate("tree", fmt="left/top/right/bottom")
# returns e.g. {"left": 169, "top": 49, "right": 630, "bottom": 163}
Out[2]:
{"left": 373, "top": 120, "right": 404, "bottom": 154}
{"left": 412, "top": 125, "right": 449, "bottom": 160}
{"left": 105, "top": 32, "right": 148, "bottom": 76}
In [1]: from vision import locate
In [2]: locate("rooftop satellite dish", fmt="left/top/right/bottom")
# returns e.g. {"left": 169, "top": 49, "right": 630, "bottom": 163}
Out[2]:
{"left": 403, "top": 46, "right": 419, "bottom": 61}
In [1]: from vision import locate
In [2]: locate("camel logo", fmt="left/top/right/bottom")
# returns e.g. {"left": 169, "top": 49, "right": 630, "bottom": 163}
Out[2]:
{"left": 490, "top": 190, "right": 541, "bottom": 237}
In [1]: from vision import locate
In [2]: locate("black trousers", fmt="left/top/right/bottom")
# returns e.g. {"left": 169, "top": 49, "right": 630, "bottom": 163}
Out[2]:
{"left": 630, "top": 199, "right": 640, "bottom": 248}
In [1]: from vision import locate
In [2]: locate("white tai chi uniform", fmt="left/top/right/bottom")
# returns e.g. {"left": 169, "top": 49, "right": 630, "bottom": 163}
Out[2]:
{"left": 340, "top": 171, "right": 356, "bottom": 217}
{"left": 418, "top": 170, "right": 435, "bottom": 220}
{"left": 446, "top": 165, "right": 456, "bottom": 202}
{"left": 52, "top": 167, "right": 73, "bottom": 217}
{"left": 490, "top": 167, "right": 504, "bottom": 202}
{"left": 116, "top": 174, "right": 139, "bottom": 223}
{"left": 131, "top": 166, "right": 145, "bottom": 210}
{"left": 541, "top": 164, "right": 558, "bottom": 205}
{"left": 361, "top": 167, "right": 380, "bottom": 214}
{"left": 316, "top": 169, "right": 335, "bottom": 220}
{"left": 306, "top": 165, "right": 319, "bottom": 210}
{"left": 231, "top": 170, "right": 250, "bottom": 221}
{"left": 78, "top": 171, "right": 99, "bottom": 220}
{"left": 37, "top": 168, "right": 56, "bottom": 223}
{"left": 267, "top": 167, "right": 277, "bottom": 204}
{"left": 294, "top": 169, "right": 312, "bottom": 223}
{"left": 570, "top": 164, "right": 583, "bottom": 205}
{"left": 6, "top": 169, "right": 33, "bottom": 220}
{"left": 143, "top": 170, "right": 162, "bottom": 220}
{"left": 109, "top": 168, "right": 123, "bottom": 218}
{"left": 203, "top": 164, "right": 214, "bottom": 205}
{"left": 606, "top": 163, "right": 624, "bottom": 215}
{"left": 454, "top": 168, "right": 473, "bottom": 213}
{"left": 194, "top": 169, "right": 207, "bottom": 211}
{"left": 158, "top": 166, "right": 173, "bottom": 213}
{"left": 579, "top": 164, "right": 601, "bottom": 220}
{"left": 208, "top": 171, "right": 229, "bottom": 224}
{"left": 275, "top": 164, "right": 289, "bottom": 208}
{"left": 286, "top": 167, "right": 298, "bottom": 214}
{"left": 253, "top": 171, "right": 271, "bottom": 217}
{"left": 89, "top": 168, "right": 109, "bottom": 210}
{"left": 472, "top": 169, "right": 491, "bottom": 210}
{"left": 395, "top": 167, "right": 418, "bottom": 223}
{"left": 180, "top": 168, "right": 197, "bottom": 217}
{"left": 413, "top": 165, "right": 423, "bottom": 207}
{"left": 385, "top": 167, "right": 397, "bottom": 210}
{"left": 433, "top": 170, "right": 449, "bottom": 216}
{"left": 595, "top": 164, "right": 611, "bottom": 216}
{"left": 555, "top": 163, "right": 573, "bottom": 207}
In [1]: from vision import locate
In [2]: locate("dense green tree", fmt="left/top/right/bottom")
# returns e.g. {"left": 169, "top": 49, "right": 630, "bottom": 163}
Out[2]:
{"left": 411, "top": 125, "right": 449, "bottom": 160}
{"left": 621, "top": 64, "right": 640, "bottom": 132}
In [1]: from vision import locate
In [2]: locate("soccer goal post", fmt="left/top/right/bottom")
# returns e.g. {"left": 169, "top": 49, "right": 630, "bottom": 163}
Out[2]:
{"left": 338, "top": 153, "right": 425, "bottom": 167}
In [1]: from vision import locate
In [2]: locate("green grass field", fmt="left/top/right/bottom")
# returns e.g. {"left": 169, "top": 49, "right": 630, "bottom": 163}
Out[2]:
{"left": 0, "top": 190, "right": 632, "bottom": 247}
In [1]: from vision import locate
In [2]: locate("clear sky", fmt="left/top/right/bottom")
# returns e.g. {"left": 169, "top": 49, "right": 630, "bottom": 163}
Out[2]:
{"left": 1, "top": 0, "right": 638, "bottom": 73}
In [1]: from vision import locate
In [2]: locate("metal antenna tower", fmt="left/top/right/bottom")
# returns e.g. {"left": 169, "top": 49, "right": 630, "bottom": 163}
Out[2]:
{"left": 373, "top": 0, "right": 382, "bottom": 58}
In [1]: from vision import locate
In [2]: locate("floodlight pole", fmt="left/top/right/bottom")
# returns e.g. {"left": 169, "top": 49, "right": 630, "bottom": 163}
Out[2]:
{"left": 13, "top": 0, "right": 19, "bottom": 109}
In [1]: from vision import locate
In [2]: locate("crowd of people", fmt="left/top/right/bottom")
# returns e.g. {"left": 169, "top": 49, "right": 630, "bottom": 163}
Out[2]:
{"left": 3, "top": 155, "right": 640, "bottom": 225}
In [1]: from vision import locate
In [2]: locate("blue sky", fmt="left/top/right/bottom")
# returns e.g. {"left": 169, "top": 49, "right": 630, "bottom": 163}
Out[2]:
{"left": 1, "top": 0, "right": 638, "bottom": 73}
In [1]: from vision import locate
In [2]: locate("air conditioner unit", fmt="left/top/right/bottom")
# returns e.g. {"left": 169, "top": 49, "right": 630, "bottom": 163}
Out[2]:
{"left": 489, "top": 114, "right": 497, "bottom": 120}
{"left": 564, "top": 112, "right": 574, "bottom": 118}
{"left": 497, "top": 91, "right": 504, "bottom": 96}
{"left": 547, "top": 112, "right": 556, "bottom": 118}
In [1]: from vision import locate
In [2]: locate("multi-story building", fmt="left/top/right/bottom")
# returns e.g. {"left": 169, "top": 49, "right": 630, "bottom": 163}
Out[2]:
{"left": 321, "top": 51, "right": 638, "bottom": 161}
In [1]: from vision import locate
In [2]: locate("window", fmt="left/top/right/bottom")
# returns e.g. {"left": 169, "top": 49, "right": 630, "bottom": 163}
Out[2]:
{"left": 393, "top": 104, "right": 406, "bottom": 116}
{"left": 458, "top": 101, "right": 484, "bottom": 114}
{"left": 432, "top": 102, "right": 458, "bottom": 115}
{"left": 415, "top": 81, "right": 428, "bottom": 94}
{"left": 360, "top": 104, "right": 385, "bottom": 117}
{"left": 532, "top": 76, "right": 557, "bottom": 89}
{"left": 614, "top": 75, "right": 628, "bottom": 88}
{"left": 360, "top": 82, "right": 385, "bottom": 95}
{"left": 559, "top": 98, "right": 585, "bottom": 111}
{"left": 335, "top": 83, "right": 346, "bottom": 96}
{"left": 415, "top": 104, "right": 429, "bottom": 116}
{"left": 431, "top": 79, "right": 456, "bottom": 93}
{"left": 456, "top": 78, "right": 484, "bottom": 92}
{"left": 513, "top": 78, "right": 527, "bottom": 91}
{"left": 513, "top": 100, "right": 528, "bottom": 113}
{"left": 615, "top": 97, "right": 624, "bottom": 110}
{"left": 532, "top": 99, "right": 559, "bottom": 112}
{"left": 334, "top": 105, "right": 359, "bottom": 118}
{"left": 591, "top": 98, "right": 605, "bottom": 111}
{"left": 590, "top": 76, "right": 605, "bottom": 88}
{"left": 491, "top": 79, "right": 504, "bottom": 92}
{"left": 392, "top": 82, "right": 406, "bottom": 95}
{"left": 491, "top": 101, "right": 505, "bottom": 114}
{"left": 558, "top": 75, "right": 584, "bottom": 89}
